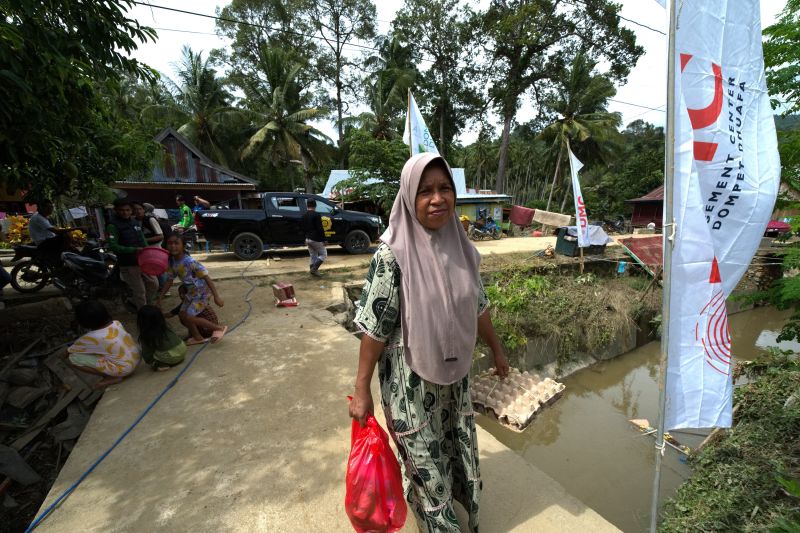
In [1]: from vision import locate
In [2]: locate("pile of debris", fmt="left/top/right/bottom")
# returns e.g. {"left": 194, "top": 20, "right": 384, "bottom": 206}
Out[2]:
{"left": 471, "top": 368, "right": 565, "bottom": 432}
{"left": 1, "top": 335, "right": 103, "bottom": 530}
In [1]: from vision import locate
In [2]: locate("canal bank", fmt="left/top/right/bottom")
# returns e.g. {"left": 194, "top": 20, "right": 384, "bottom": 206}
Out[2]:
{"left": 478, "top": 306, "right": 796, "bottom": 532}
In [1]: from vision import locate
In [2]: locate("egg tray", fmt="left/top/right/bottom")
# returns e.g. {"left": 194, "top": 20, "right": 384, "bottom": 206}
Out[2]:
{"left": 471, "top": 368, "right": 565, "bottom": 433}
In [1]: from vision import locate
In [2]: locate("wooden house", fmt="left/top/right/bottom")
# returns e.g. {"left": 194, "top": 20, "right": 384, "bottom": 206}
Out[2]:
{"left": 113, "top": 127, "right": 257, "bottom": 209}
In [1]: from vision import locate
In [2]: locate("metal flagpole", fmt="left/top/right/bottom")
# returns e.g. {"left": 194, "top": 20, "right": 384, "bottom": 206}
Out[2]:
{"left": 408, "top": 89, "right": 413, "bottom": 158}
{"left": 649, "top": 1, "right": 678, "bottom": 531}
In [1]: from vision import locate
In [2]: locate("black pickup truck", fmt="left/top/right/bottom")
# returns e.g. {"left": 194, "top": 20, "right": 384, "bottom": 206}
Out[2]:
{"left": 195, "top": 192, "right": 384, "bottom": 260}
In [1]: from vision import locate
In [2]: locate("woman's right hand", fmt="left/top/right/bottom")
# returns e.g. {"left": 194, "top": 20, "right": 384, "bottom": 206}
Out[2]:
{"left": 349, "top": 386, "right": 374, "bottom": 427}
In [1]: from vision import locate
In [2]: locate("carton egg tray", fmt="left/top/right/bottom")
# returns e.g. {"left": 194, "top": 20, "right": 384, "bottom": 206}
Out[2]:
{"left": 471, "top": 368, "right": 565, "bottom": 432}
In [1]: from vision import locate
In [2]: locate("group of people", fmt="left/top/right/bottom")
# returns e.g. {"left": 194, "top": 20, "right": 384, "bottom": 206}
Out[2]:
{"left": 20, "top": 194, "right": 227, "bottom": 388}
{"left": 104, "top": 196, "right": 227, "bottom": 342}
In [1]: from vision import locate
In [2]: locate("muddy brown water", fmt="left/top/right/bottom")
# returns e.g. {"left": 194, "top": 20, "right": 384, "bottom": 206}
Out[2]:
{"left": 477, "top": 306, "right": 797, "bottom": 532}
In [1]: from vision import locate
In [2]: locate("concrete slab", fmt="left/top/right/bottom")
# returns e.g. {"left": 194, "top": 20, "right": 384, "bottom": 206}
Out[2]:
{"left": 33, "top": 264, "right": 618, "bottom": 533}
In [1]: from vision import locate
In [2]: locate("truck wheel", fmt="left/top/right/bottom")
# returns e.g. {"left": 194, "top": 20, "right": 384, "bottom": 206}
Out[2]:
{"left": 344, "top": 229, "right": 371, "bottom": 254}
{"left": 231, "top": 232, "right": 263, "bottom": 261}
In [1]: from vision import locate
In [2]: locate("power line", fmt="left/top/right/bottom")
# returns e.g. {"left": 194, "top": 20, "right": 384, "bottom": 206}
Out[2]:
{"left": 153, "top": 27, "right": 217, "bottom": 36}
{"left": 133, "top": 2, "right": 436, "bottom": 62}
{"left": 617, "top": 13, "right": 667, "bottom": 36}
{"left": 566, "top": 0, "right": 667, "bottom": 36}
{"left": 609, "top": 99, "right": 666, "bottom": 112}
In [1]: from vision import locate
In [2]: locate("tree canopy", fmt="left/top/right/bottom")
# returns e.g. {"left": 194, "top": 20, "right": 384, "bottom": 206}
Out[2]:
{"left": 0, "top": 0, "right": 158, "bottom": 200}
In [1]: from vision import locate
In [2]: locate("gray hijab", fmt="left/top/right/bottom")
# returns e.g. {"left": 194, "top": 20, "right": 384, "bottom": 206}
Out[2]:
{"left": 381, "top": 153, "right": 481, "bottom": 385}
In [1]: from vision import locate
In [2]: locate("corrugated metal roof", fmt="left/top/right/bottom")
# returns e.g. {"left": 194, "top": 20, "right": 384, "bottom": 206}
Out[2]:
{"left": 457, "top": 194, "right": 512, "bottom": 203}
{"left": 627, "top": 185, "right": 664, "bottom": 203}
{"left": 121, "top": 127, "right": 258, "bottom": 186}
{"left": 617, "top": 236, "right": 663, "bottom": 273}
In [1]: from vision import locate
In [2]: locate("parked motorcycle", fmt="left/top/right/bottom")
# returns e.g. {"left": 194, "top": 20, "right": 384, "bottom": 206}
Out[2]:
{"left": 10, "top": 244, "right": 62, "bottom": 293}
{"left": 51, "top": 248, "right": 131, "bottom": 304}
{"left": 468, "top": 209, "right": 503, "bottom": 241}
{"left": 10, "top": 237, "right": 111, "bottom": 295}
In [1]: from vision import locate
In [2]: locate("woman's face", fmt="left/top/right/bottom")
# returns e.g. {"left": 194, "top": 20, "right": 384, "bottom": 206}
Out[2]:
{"left": 415, "top": 165, "right": 455, "bottom": 231}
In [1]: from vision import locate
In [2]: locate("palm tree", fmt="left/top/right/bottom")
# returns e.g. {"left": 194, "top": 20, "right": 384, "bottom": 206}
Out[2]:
{"left": 343, "top": 37, "right": 417, "bottom": 141}
{"left": 142, "top": 46, "right": 239, "bottom": 166}
{"left": 343, "top": 69, "right": 414, "bottom": 140}
{"left": 538, "top": 53, "right": 622, "bottom": 212}
{"left": 239, "top": 46, "right": 331, "bottom": 193}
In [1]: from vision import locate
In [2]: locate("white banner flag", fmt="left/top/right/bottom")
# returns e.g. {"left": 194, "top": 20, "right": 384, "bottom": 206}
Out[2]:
{"left": 403, "top": 91, "right": 439, "bottom": 156}
{"left": 567, "top": 146, "right": 590, "bottom": 248}
{"left": 666, "top": 0, "right": 780, "bottom": 429}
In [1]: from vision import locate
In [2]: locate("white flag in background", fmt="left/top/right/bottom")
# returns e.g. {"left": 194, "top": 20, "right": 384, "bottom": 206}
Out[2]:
{"left": 666, "top": 0, "right": 780, "bottom": 429}
{"left": 567, "top": 146, "right": 590, "bottom": 248}
{"left": 403, "top": 91, "right": 439, "bottom": 156}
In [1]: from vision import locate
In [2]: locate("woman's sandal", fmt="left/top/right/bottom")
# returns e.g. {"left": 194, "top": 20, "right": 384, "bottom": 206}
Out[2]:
{"left": 186, "top": 337, "right": 210, "bottom": 346}
{"left": 210, "top": 325, "right": 228, "bottom": 343}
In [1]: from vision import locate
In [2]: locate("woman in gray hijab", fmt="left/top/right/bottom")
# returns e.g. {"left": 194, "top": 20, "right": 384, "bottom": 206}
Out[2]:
{"left": 350, "top": 153, "right": 508, "bottom": 532}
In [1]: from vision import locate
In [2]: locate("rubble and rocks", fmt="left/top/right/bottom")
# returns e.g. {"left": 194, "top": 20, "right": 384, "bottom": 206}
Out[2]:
{"left": 0, "top": 326, "right": 104, "bottom": 532}
{"left": 472, "top": 368, "right": 565, "bottom": 432}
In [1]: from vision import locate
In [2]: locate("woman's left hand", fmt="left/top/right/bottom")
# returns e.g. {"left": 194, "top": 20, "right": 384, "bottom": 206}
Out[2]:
{"left": 493, "top": 348, "right": 510, "bottom": 378}
{"left": 214, "top": 296, "right": 224, "bottom": 307}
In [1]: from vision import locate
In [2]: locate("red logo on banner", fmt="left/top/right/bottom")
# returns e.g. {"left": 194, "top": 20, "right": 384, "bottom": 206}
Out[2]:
{"left": 695, "top": 258, "right": 731, "bottom": 375}
{"left": 681, "top": 54, "right": 723, "bottom": 162}
{"left": 576, "top": 196, "right": 588, "bottom": 229}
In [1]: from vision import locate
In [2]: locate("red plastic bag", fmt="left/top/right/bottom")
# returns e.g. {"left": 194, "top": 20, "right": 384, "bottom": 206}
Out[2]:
{"left": 345, "top": 411, "right": 407, "bottom": 532}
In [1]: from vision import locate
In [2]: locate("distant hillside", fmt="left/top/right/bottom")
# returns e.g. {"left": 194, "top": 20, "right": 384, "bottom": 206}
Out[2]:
{"left": 775, "top": 114, "right": 800, "bottom": 131}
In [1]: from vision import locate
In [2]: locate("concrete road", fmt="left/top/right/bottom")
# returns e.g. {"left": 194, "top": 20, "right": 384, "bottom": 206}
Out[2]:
{"left": 195, "top": 235, "right": 563, "bottom": 281}
{"left": 34, "top": 248, "right": 619, "bottom": 532}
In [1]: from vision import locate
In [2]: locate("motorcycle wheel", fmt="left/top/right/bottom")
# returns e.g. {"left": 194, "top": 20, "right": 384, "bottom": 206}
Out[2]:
{"left": 492, "top": 228, "right": 502, "bottom": 240}
{"left": 10, "top": 260, "right": 50, "bottom": 293}
{"left": 468, "top": 227, "right": 477, "bottom": 241}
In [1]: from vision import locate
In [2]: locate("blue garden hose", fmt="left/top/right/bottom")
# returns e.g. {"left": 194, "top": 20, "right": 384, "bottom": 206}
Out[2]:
{"left": 25, "top": 264, "right": 257, "bottom": 532}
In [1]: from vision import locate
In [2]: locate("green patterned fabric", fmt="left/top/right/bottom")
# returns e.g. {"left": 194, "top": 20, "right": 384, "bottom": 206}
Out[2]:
{"left": 355, "top": 244, "right": 487, "bottom": 532}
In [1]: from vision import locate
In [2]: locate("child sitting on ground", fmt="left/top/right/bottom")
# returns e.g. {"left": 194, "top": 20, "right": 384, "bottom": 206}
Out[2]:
{"left": 164, "top": 284, "right": 221, "bottom": 339}
{"left": 137, "top": 305, "right": 187, "bottom": 371}
{"left": 65, "top": 300, "right": 140, "bottom": 388}
{"left": 157, "top": 233, "right": 227, "bottom": 345}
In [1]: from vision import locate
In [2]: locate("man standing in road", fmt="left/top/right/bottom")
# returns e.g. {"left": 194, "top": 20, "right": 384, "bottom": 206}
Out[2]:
{"left": 302, "top": 199, "right": 327, "bottom": 277}
{"left": 107, "top": 198, "right": 158, "bottom": 309}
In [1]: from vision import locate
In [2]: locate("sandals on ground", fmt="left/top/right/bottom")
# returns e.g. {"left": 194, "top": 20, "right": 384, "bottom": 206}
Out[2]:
{"left": 210, "top": 325, "right": 228, "bottom": 343}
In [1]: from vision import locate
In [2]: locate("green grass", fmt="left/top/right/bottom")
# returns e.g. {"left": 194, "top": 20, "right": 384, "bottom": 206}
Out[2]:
{"left": 661, "top": 351, "right": 800, "bottom": 532}
{"left": 483, "top": 267, "right": 660, "bottom": 373}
